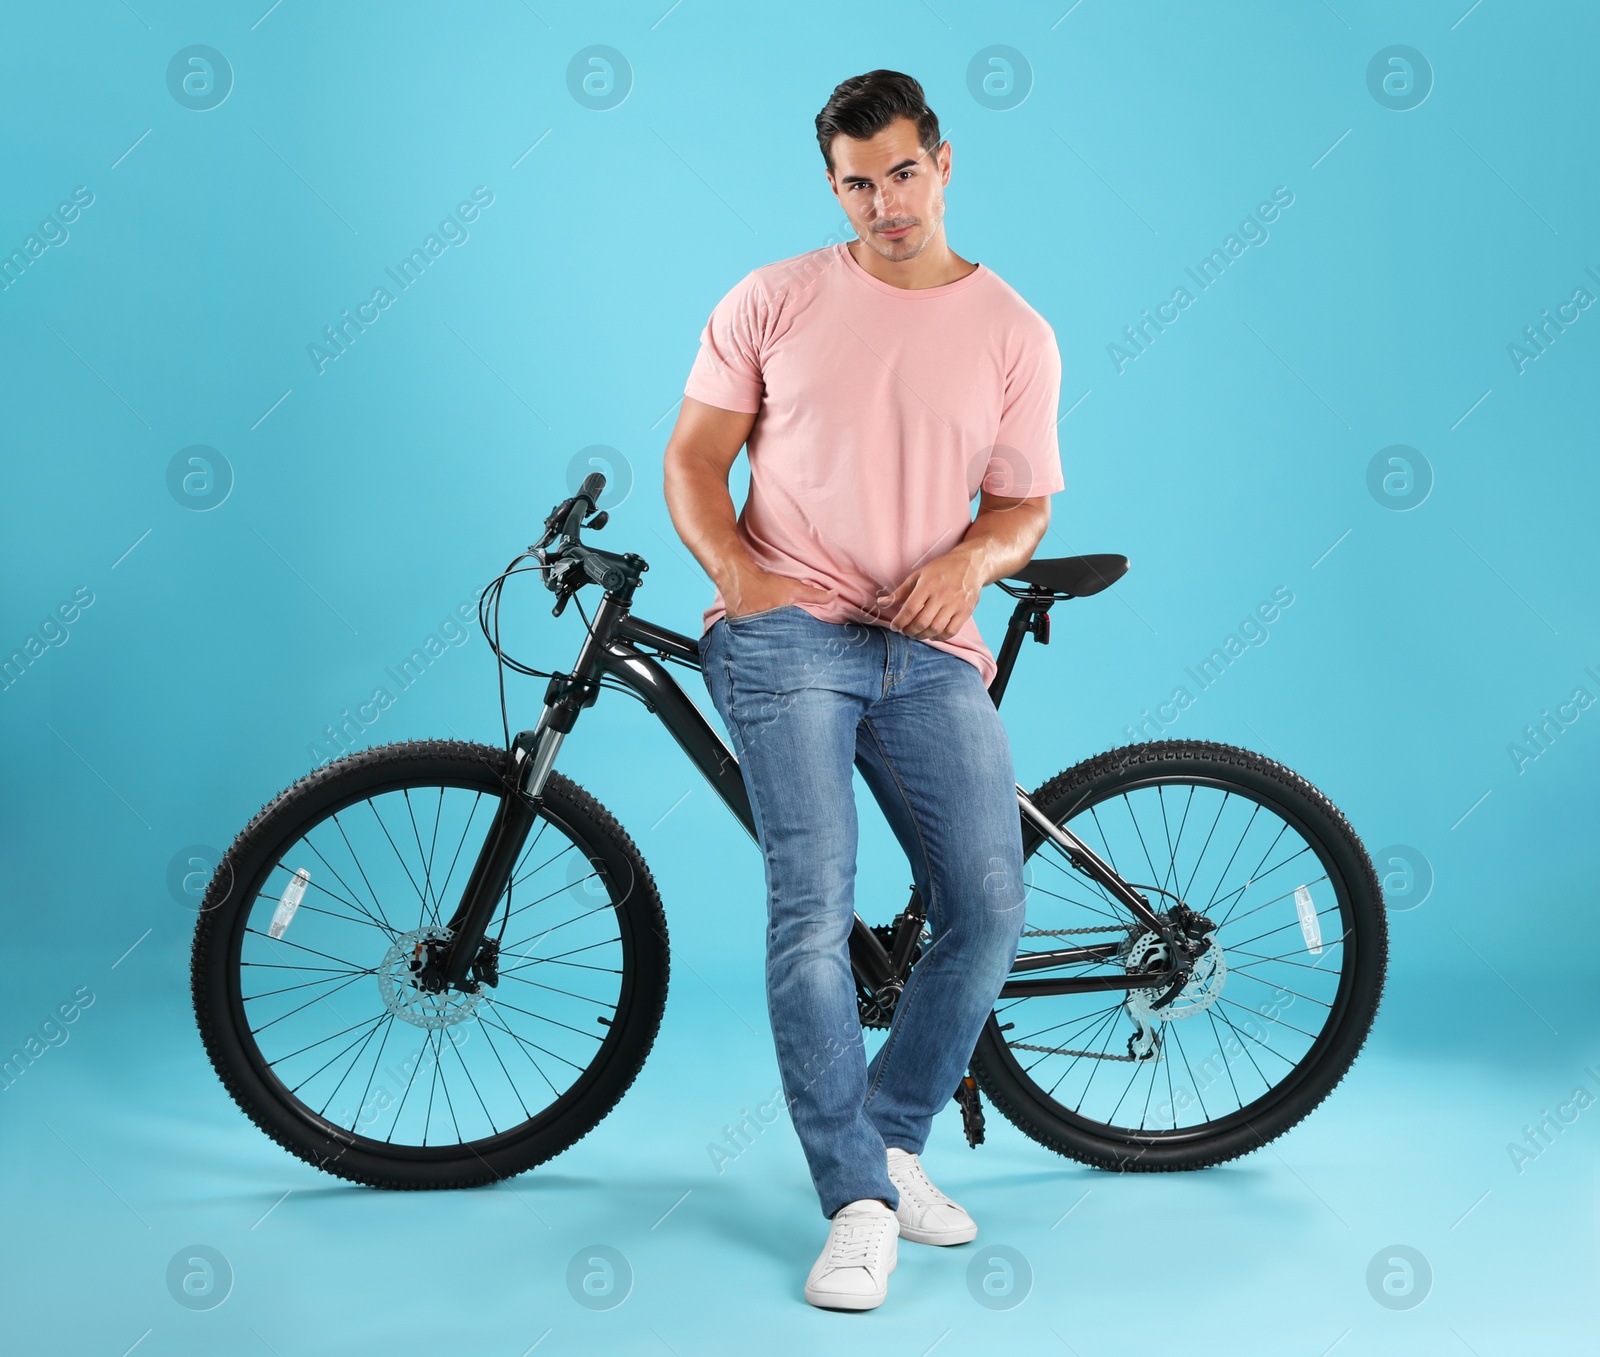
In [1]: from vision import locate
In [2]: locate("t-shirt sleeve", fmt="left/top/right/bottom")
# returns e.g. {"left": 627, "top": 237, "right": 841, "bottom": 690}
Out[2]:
{"left": 987, "top": 315, "right": 1066, "bottom": 498}
{"left": 683, "top": 270, "right": 766, "bottom": 414}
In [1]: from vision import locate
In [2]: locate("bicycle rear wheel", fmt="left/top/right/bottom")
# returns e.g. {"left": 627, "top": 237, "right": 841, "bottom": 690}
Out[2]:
{"left": 190, "top": 740, "right": 668, "bottom": 1189}
{"left": 971, "top": 739, "right": 1386, "bottom": 1171}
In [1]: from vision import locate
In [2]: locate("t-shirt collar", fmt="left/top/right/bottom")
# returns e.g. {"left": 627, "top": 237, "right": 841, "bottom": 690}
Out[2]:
{"left": 835, "top": 241, "right": 987, "bottom": 298}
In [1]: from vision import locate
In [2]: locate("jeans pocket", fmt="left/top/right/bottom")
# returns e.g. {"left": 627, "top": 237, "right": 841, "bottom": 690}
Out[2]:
{"left": 723, "top": 603, "right": 799, "bottom": 626}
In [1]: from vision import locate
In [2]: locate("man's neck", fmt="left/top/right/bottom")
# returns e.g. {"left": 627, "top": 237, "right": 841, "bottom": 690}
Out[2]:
{"left": 846, "top": 235, "right": 978, "bottom": 290}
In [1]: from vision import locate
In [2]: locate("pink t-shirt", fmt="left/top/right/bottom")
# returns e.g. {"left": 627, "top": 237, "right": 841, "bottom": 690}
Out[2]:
{"left": 683, "top": 240, "right": 1066, "bottom": 687}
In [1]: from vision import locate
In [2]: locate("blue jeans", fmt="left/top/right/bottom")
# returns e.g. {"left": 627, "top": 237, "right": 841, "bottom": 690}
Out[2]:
{"left": 698, "top": 605, "right": 1027, "bottom": 1219}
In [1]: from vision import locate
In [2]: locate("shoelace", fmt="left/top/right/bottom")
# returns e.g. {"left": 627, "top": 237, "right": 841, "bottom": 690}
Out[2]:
{"left": 889, "top": 1153, "right": 951, "bottom": 1211}
{"left": 825, "top": 1213, "right": 892, "bottom": 1268}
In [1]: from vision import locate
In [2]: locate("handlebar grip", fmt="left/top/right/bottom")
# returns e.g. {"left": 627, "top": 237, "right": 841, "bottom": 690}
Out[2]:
{"left": 577, "top": 471, "right": 607, "bottom": 505}
{"left": 579, "top": 550, "right": 626, "bottom": 591}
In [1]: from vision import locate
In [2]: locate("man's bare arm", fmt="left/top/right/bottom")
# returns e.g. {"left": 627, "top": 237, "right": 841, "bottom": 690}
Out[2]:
{"left": 882, "top": 491, "right": 1051, "bottom": 642}
{"left": 662, "top": 396, "right": 837, "bottom": 617}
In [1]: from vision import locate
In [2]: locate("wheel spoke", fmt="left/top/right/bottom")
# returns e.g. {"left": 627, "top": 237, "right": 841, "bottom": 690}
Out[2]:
{"left": 1215, "top": 995, "right": 1323, "bottom": 1045}
{"left": 315, "top": 1010, "right": 390, "bottom": 1120}
{"left": 432, "top": 792, "right": 486, "bottom": 918}
{"left": 1200, "top": 802, "right": 1261, "bottom": 913}
{"left": 476, "top": 1012, "right": 564, "bottom": 1097}
{"left": 478, "top": 995, "right": 606, "bottom": 1043}
{"left": 329, "top": 812, "right": 399, "bottom": 936}
{"left": 252, "top": 969, "right": 372, "bottom": 1033}
{"left": 1181, "top": 793, "right": 1230, "bottom": 903}
{"left": 344, "top": 1015, "right": 397, "bottom": 1134}
{"left": 403, "top": 790, "right": 439, "bottom": 920}
{"left": 499, "top": 936, "right": 622, "bottom": 972}
{"left": 366, "top": 798, "right": 435, "bottom": 931}
{"left": 283, "top": 846, "right": 400, "bottom": 940}
{"left": 1210, "top": 871, "right": 1325, "bottom": 933}
{"left": 244, "top": 927, "right": 374, "bottom": 973}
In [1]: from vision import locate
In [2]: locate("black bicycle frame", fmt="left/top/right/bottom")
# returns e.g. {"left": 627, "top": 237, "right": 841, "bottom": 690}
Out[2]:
{"left": 440, "top": 587, "right": 1190, "bottom": 1000}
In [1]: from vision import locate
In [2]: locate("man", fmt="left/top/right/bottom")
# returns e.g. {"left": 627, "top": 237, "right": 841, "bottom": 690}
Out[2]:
{"left": 663, "top": 69, "right": 1065, "bottom": 1311}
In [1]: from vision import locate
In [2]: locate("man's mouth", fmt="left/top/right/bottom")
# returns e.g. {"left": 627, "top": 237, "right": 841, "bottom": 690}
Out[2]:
{"left": 878, "top": 224, "right": 914, "bottom": 239}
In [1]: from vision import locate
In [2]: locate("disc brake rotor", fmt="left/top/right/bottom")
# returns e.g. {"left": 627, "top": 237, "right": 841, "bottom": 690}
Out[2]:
{"left": 1121, "top": 927, "right": 1227, "bottom": 1055}
{"left": 377, "top": 925, "right": 484, "bottom": 1029}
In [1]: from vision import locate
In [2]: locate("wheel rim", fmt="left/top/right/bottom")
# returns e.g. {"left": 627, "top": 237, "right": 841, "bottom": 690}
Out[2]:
{"left": 996, "top": 768, "right": 1360, "bottom": 1144}
{"left": 224, "top": 773, "right": 635, "bottom": 1157}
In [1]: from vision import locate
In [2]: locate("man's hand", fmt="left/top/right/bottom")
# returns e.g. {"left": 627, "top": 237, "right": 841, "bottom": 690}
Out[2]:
{"left": 879, "top": 548, "right": 982, "bottom": 641}
{"left": 881, "top": 492, "right": 1053, "bottom": 642}
{"left": 724, "top": 566, "right": 835, "bottom": 618}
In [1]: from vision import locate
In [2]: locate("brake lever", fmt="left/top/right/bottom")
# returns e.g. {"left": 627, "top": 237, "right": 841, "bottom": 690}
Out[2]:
{"left": 546, "top": 557, "right": 580, "bottom": 616}
{"left": 535, "top": 496, "right": 577, "bottom": 550}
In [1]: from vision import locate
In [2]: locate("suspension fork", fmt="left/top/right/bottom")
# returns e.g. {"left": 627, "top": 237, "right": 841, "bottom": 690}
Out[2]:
{"left": 436, "top": 592, "right": 627, "bottom": 990}
{"left": 435, "top": 728, "right": 556, "bottom": 989}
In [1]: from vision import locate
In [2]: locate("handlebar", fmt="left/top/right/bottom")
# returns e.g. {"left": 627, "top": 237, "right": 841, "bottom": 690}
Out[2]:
{"left": 533, "top": 472, "right": 648, "bottom": 612}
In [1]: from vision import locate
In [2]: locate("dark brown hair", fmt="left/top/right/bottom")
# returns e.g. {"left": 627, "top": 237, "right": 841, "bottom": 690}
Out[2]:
{"left": 814, "top": 70, "right": 942, "bottom": 172}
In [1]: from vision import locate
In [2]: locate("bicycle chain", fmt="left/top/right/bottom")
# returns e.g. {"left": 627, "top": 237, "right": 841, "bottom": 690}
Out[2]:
{"left": 1020, "top": 925, "right": 1129, "bottom": 937}
{"left": 1009, "top": 1040, "right": 1147, "bottom": 1063}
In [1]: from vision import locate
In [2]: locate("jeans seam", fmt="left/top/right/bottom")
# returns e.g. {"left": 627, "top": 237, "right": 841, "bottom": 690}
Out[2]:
{"left": 858, "top": 713, "right": 941, "bottom": 1108}
{"left": 883, "top": 630, "right": 909, "bottom": 694}
{"left": 863, "top": 926, "right": 952, "bottom": 1115}
{"left": 720, "top": 636, "right": 744, "bottom": 763}
{"left": 724, "top": 603, "right": 795, "bottom": 626}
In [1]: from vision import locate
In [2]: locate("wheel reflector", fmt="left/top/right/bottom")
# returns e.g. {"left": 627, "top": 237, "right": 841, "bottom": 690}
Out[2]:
{"left": 268, "top": 867, "right": 310, "bottom": 939}
{"left": 1294, "top": 883, "right": 1323, "bottom": 955}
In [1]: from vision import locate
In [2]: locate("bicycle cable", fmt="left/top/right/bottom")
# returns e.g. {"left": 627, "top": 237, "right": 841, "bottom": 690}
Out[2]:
{"left": 477, "top": 555, "right": 660, "bottom": 762}
{"left": 477, "top": 553, "right": 552, "bottom": 756}
{"left": 476, "top": 550, "right": 561, "bottom": 956}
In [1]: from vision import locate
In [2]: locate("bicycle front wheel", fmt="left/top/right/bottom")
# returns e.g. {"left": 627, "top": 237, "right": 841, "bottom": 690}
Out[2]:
{"left": 190, "top": 740, "right": 669, "bottom": 1189}
{"left": 971, "top": 739, "right": 1387, "bottom": 1171}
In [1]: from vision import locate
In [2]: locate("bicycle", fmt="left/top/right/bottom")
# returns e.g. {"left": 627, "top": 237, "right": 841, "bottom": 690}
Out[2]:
{"left": 190, "top": 473, "right": 1388, "bottom": 1188}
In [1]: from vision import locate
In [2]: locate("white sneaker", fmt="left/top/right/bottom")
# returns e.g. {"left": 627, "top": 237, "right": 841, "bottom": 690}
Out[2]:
{"left": 803, "top": 1198, "right": 899, "bottom": 1310}
{"left": 886, "top": 1147, "right": 978, "bottom": 1245}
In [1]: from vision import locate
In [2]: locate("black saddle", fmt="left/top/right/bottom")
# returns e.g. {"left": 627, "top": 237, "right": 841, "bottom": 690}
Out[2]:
{"left": 1003, "top": 553, "right": 1129, "bottom": 598}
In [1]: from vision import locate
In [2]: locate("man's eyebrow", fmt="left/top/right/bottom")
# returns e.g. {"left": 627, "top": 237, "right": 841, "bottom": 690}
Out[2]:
{"left": 839, "top": 157, "right": 921, "bottom": 186}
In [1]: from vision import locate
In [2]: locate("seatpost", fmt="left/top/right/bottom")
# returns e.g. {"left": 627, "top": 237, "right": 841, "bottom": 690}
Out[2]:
{"left": 987, "top": 593, "right": 1051, "bottom": 707}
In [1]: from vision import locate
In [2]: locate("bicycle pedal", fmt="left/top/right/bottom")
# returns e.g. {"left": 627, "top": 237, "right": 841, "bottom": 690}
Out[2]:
{"left": 953, "top": 1074, "right": 986, "bottom": 1148}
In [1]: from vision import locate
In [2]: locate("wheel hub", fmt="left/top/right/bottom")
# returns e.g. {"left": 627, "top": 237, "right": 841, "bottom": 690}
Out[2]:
{"left": 1122, "top": 926, "right": 1227, "bottom": 1029}
{"left": 377, "top": 926, "right": 485, "bottom": 1029}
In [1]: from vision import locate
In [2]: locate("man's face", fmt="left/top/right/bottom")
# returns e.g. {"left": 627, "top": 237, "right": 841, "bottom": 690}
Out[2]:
{"left": 825, "top": 117, "right": 951, "bottom": 263}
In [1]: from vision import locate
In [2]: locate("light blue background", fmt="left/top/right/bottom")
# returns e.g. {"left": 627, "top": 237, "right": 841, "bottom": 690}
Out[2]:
{"left": 1, "top": 1, "right": 1595, "bottom": 1352}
